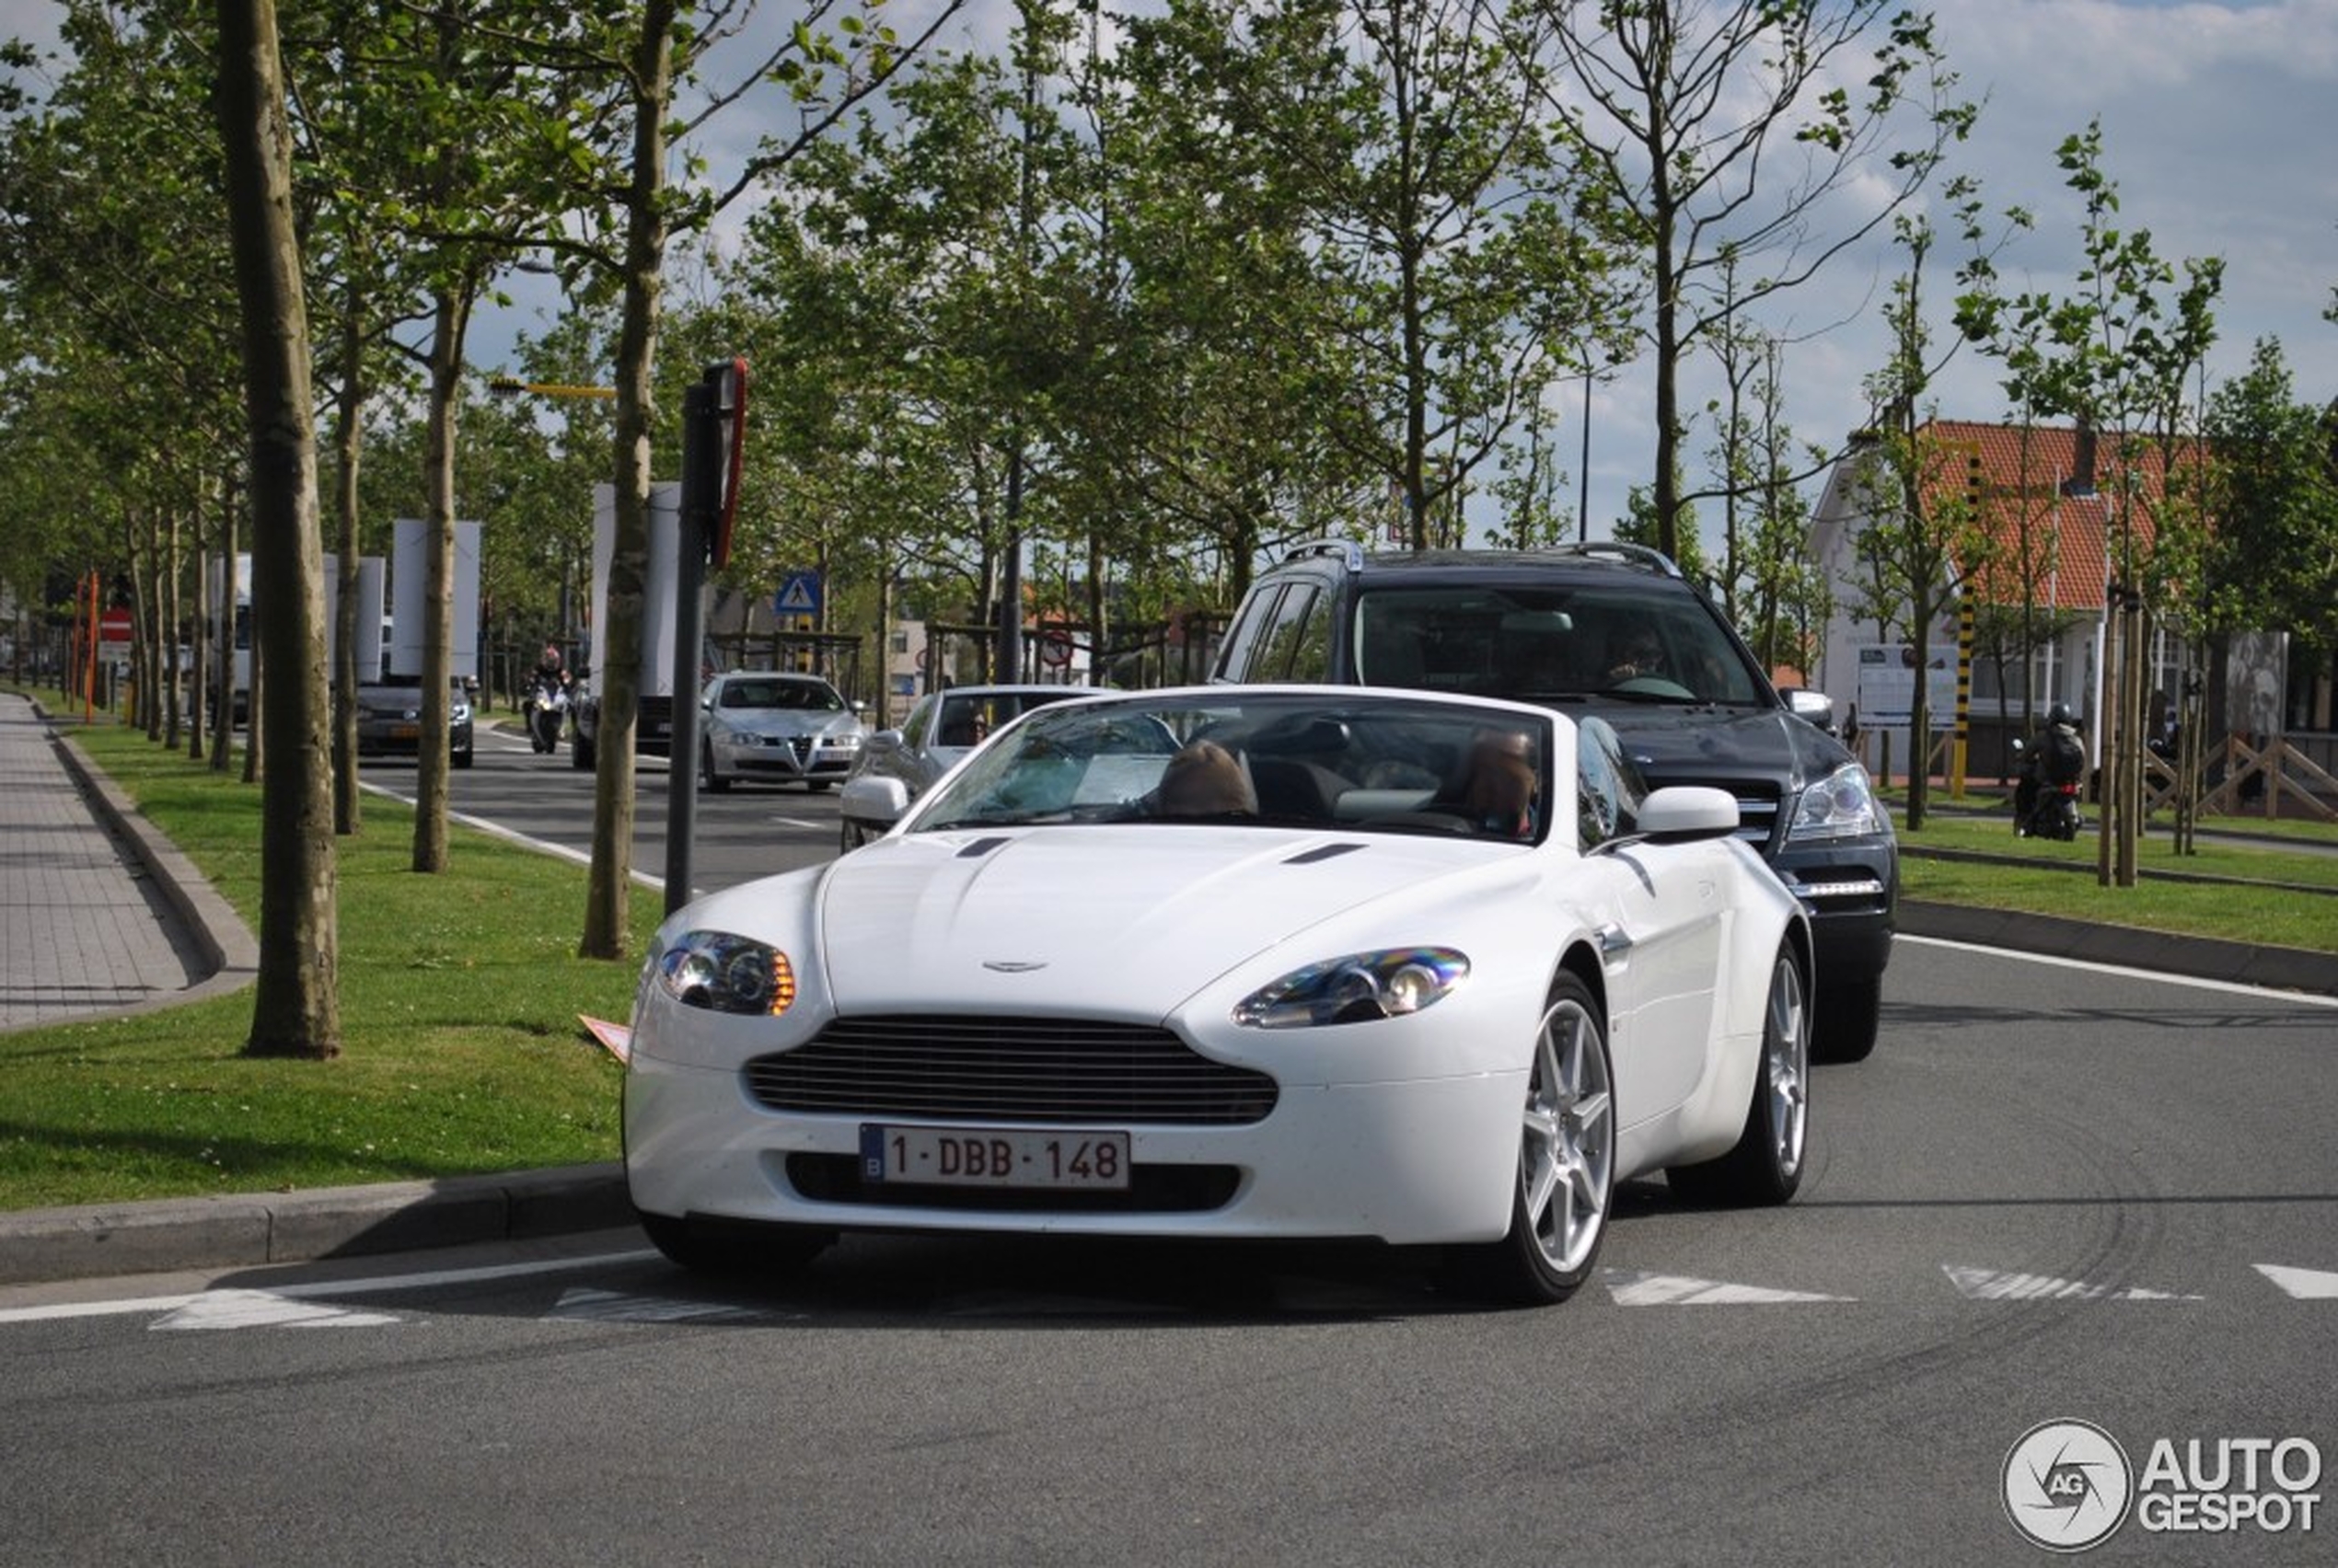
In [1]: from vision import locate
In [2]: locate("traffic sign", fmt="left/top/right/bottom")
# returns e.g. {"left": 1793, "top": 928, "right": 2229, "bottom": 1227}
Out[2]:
{"left": 775, "top": 570, "right": 821, "bottom": 618}
{"left": 1039, "top": 630, "right": 1073, "bottom": 668}
{"left": 98, "top": 607, "right": 133, "bottom": 646}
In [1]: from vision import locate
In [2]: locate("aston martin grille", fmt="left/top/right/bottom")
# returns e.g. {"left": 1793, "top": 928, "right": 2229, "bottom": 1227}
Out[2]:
{"left": 744, "top": 1015, "right": 1279, "bottom": 1125}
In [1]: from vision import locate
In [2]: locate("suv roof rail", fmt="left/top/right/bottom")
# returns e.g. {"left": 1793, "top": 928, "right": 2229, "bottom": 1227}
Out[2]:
{"left": 1277, "top": 537, "right": 1366, "bottom": 571}
{"left": 1534, "top": 541, "right": 1684, "bottom": 577}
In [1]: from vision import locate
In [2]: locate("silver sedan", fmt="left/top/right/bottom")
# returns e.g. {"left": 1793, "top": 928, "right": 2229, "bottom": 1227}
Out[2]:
{"left": 839, "top": 683, "right": 1086, "bottom": 848}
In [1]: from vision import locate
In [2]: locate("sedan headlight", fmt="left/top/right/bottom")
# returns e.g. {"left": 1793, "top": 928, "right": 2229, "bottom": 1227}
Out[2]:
{"left": 654, "top": 930, "right": 798, "bottom": 1016}
{"left": 1235, "top": 947, "right": 1469, "bottom": 1029}
{"left": 1788, "top": 762, "right": 1887, "bottom": 842}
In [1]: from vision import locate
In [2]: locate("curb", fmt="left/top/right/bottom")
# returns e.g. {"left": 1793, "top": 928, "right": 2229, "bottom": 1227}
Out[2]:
{"left": 0, "top": 1162, "right": 631, "bottom": 1286}
{"left": 1898, "top": 900, "right": 2338, "bottom": 997}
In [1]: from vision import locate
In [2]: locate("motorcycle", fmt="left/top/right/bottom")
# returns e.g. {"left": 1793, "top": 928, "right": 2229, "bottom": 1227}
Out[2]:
{"left": 522, "top": 672, "right": 570, "bottom": 755}
{"left": 2009, "top": 735, "right": 2083, "bottom": 841}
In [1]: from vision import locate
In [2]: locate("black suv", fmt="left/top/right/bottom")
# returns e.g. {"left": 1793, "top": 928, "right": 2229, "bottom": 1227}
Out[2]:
{"left": 1211, "top": 540, "right": 1895, "bottom": 1061}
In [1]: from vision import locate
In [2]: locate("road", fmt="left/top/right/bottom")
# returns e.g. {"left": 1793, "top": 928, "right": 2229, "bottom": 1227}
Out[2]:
{"left": 3, "top": 729, "right": 2332, "bottom": 1565}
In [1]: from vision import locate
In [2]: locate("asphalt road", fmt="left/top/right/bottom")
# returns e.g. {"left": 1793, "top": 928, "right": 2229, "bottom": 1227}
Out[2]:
{"left": 4, "top": 794, "right": 2332, "bottom": 1565}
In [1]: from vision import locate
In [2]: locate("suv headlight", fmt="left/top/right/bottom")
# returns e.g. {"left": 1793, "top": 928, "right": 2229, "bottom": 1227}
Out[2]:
{"left": 1788, "top": 762, "right": 1887, "bottom": 842}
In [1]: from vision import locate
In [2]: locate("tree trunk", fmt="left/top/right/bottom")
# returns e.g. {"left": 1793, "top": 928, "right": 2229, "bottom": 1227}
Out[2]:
{"left": 332, "top": 297, "right": 365, "bottom": 835}
{"left": 581, "top": 0, "right": 677, "bottom": 961}
{"left": 214, "top": 0, "right": 340, "bottom": 1059}
{"left": 414, "top": 282, "right": 471, "bottom": 873}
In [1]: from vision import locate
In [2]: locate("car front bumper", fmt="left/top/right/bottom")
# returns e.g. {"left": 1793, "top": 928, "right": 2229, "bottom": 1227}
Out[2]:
{"left": 622, "top": 1043, "right": 1525, "bottom": 1248}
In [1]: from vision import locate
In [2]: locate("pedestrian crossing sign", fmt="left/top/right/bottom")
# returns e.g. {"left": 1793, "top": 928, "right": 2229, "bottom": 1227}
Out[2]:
{"left": 776, "top": 571, "right": 821, "bottom": 617}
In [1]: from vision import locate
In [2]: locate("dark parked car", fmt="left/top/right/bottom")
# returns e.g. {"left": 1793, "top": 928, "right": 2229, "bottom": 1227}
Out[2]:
{"left": 1210, "top": 539, "right": 1895, "bottom": 1061}
{"left": 352, "top": 677, "right": 474, "bottom": 768}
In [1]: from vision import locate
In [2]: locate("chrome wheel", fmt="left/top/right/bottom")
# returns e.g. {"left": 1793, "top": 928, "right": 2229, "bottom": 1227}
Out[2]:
{"left": 1765, "top": 952, "right": 1810, "bottom": 1181}
{"left": 1445, "top": 973, "right": 1615, "bottom": 1305}
{"left": 1521, "top": 988, "right": 1615, "bottom": 1278}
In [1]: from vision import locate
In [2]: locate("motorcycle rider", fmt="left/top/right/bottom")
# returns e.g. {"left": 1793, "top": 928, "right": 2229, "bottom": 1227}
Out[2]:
{"left": 2016, "top": 701, "right": 2087, "bottom": 837}
{"left": 526, "top": 641, "right": 572, "bottom": 753}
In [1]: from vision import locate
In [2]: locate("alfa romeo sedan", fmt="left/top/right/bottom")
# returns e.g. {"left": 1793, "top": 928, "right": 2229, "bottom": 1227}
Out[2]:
{"left": 625, "top": 686, "right": 1812, "bottom": 1306}
{"left": 695, "top": 671, "right": 866, "bottom": 793}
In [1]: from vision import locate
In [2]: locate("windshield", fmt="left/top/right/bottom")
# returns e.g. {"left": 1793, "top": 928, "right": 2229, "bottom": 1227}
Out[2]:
{"left": 1355, "top": 583, "right": 1765, "bottom": 706}
{"left": 714, "top": 677, "right": 845, "bottom": 712}
{"left": 912, "top": 691, "right": 1552, "bottom": 844}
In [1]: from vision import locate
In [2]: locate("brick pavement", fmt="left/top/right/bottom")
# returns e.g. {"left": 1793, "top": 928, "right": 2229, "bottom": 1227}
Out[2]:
{"left": 0, "top": 691, "right": 214, "bottom": 1031}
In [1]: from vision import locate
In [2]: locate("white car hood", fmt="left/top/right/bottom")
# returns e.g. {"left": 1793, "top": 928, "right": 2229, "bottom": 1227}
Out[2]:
{"left": 815, "top": 826, "right": 1523, "bottom": 1017}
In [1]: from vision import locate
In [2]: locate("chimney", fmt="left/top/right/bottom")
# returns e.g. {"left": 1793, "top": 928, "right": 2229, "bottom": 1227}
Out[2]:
{"left": 2062, "top": 421, "right": 2098, "bottom": 498}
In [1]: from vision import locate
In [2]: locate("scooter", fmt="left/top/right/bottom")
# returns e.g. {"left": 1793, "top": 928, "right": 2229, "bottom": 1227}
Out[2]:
{"left": 522, "top": 674, "right": 570, "bottom": 755}
{"left": 2009, "top": 737, "right": 2083, "bottom": 841}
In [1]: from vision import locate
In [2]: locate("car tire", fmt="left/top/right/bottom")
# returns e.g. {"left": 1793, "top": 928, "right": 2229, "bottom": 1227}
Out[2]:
{"left": 1666, "top": 942, "right": 1810, "bottom": 1207}
{"left": 1811, "top": 975, "right": 1881, "bottom": 1064}
{"left": 572, "top": 732, "right": 596, "bottom": 771}
{"left": 1444, "top": 972, "right": 1614, "bottom": 1306}
{"left": 699, "top": 743, "right": 730, "bottom": 793}
{"left": 452, "top": 746, "right": 473, "bottom": 770}
{"left": 636, "top": 1210, "right": 829, "bottom": 1276}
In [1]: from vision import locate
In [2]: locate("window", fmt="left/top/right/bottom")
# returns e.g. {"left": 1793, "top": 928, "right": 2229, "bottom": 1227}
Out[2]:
{"left": 1574, "top": 718, "right": 1644, "bottom": 849}
{"left": 1253, "top": 584, "right": 1326, "bottom": 681}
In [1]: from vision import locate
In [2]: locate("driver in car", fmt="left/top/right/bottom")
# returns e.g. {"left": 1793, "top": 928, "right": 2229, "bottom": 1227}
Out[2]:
{"left": 1606, "top": 630, "right": 1669, "bottom": 684}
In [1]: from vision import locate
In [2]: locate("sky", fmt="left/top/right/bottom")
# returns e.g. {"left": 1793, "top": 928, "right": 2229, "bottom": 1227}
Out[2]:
{"left": 506, "top": 0, "right": 2338, "bottom": 554}
{"left": 10, "top": 0, "right": 2336, "bottom": 559}
{"left": 1579, "top": 0, "right": 2338, "bottom": 548}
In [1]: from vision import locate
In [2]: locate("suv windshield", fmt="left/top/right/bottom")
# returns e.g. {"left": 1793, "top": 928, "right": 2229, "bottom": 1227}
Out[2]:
{"left": 1354, "top": 583, "right": 1765, "bottom": 707}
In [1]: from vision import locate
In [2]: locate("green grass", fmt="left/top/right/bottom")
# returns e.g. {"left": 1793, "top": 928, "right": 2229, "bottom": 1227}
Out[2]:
{"left": 1892, "top": 792, "right": 2338, "bottom": 952}
{"left": 2, "top": 696, "right": 661, "bottom": 1212}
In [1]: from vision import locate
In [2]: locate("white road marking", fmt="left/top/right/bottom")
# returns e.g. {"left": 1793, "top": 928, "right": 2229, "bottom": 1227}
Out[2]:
{"left": 550, "top": 1286, "right": 796, "bottom": 1324}
{"left": 1944, "top": 1264, "right": 2204, "bottom": 1301}
{"left": 2256, "top": 1264, "right": 2338, "bottom": 1299}
{"left": 1603, "top": 1269, "right": 1855, "bottom": 1305}
{"left": 1900, "top": 935, "right": 2338, "bottom": 1008}
{"left": 0, "top": 1248, "right": 660, "bottom": 1325}
{"left": 152, "top": 1289, "right": 399, "bottom": 1331}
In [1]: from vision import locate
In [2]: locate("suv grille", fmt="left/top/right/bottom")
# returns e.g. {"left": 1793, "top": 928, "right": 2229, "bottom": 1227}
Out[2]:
{"left": 1729, "top": 788, "right": 1781, "bottom": 849}
{"left": 744, "top": 1016, "right": 1279, "bottom": 1125}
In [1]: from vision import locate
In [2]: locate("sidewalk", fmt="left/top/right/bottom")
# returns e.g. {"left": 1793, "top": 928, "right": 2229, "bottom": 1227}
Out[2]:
{"left": 0, "top": 692, "right": 627, "bottom": 1286}
{"left": 3, "top": 687, "right": 2333, "bottom": 1289}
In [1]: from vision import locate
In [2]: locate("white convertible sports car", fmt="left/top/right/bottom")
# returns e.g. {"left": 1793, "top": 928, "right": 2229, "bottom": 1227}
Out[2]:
{"left": 624, "top": 686, "right": 1813, "bottom": 1305}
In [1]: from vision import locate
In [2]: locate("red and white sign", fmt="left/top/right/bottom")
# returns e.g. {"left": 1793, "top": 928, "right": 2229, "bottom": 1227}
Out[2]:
{"left": 98, "top": 607, "right": 133, "bottom": 646}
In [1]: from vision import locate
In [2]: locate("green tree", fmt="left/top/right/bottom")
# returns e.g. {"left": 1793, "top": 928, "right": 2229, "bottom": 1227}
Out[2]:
{"left": 1532, "top": 0, "right": 1973, "bottom": 562}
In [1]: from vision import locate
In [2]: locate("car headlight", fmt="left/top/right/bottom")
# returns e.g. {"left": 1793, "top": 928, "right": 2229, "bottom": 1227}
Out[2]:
{"left": 1788, "top": 762, "right": 1887, "bottom": 842}
{"left": 1234, "top": 947, "right": 1469, "bottom": 1029}
{"left": 654, "top": 930, "right": 798, "bottom": 1016}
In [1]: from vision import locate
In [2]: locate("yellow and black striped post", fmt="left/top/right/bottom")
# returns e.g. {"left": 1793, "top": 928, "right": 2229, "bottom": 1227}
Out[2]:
{"left": 1952, "top": 593, "right": 1975, "bottom": 797}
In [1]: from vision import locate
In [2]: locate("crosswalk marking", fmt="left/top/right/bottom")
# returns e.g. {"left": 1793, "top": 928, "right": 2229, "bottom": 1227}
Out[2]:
{"left": 550, "top": 1286, "right": 794, "bottom": 1325}
{"left": 152, "top": 1289, "right": 399, "bottom": 1331}
{"left": 2255, "top": 1263, "right": 2338, "bottom": 1299}
{"left": 1943, "top": 1264, "right": 2203, "bottom": 1302}
{"left": 1603, "top": 1270, "right": 1855, "bottom": 1305}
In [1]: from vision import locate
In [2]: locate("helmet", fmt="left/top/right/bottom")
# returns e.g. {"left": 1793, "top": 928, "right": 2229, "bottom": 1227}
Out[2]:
{"left": 2047, "top": 701, "right": 2078, "bottom": 730}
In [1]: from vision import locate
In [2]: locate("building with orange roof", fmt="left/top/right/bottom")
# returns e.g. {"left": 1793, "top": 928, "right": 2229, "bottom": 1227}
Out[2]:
{"left": 1809, "top": 418, "right": 2218, "bottom": 778}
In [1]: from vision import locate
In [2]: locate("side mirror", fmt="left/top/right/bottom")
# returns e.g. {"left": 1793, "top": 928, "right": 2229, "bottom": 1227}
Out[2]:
{"left": 1638, "top": 786, "right": 1742, "bottom": 843}
{"left": 839, "top": 775, "right": 911, "bottom": 828}
{"left": 1780, "top": 687, "right": 1838, "bottom": 733}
